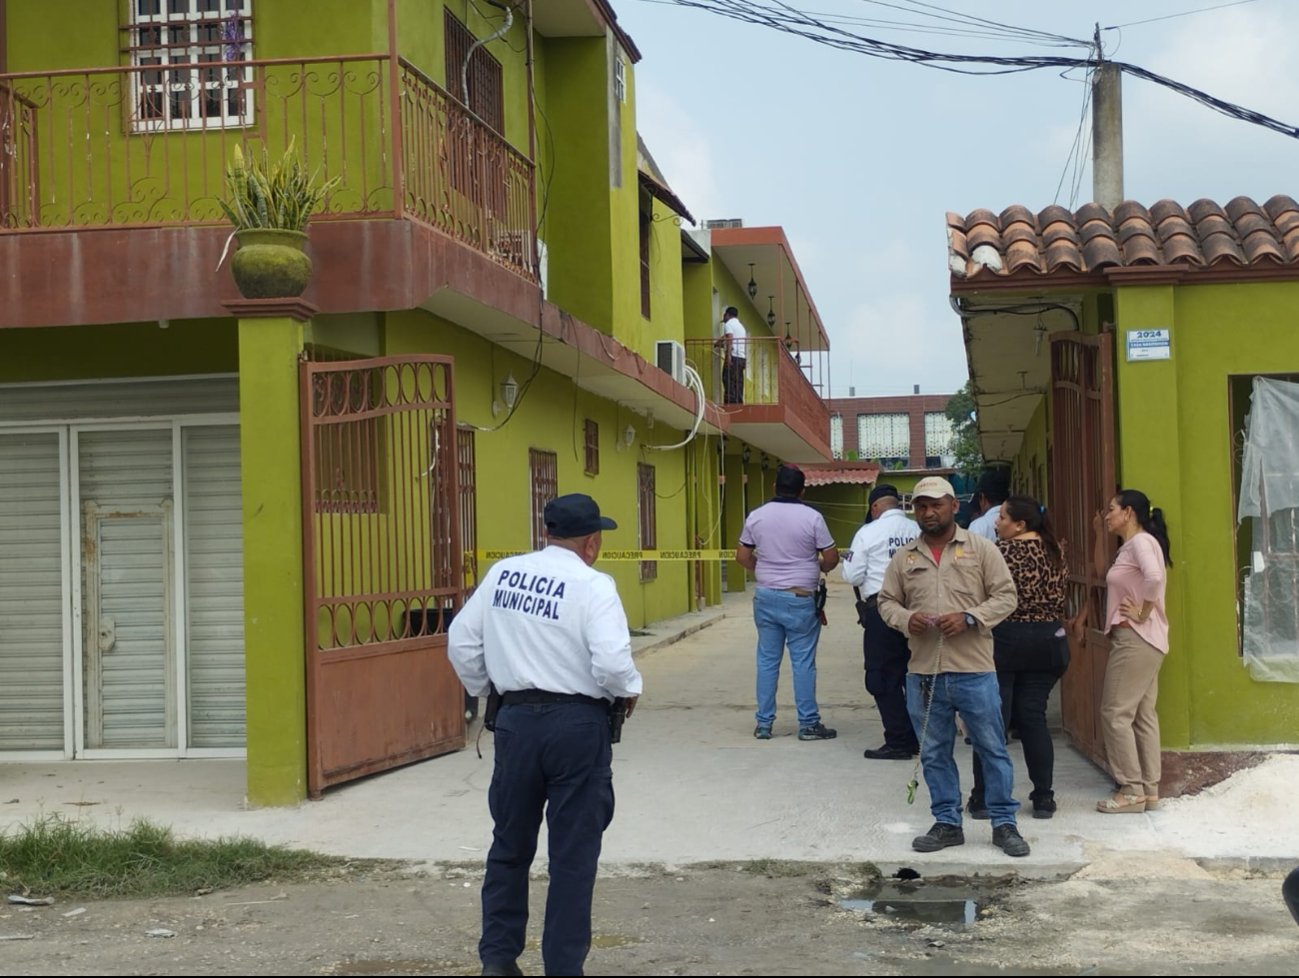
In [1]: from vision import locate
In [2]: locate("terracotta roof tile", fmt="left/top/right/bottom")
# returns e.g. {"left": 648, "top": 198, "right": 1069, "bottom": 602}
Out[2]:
{"left": 948, "top": 196, "right": 1299, "bottom": 280}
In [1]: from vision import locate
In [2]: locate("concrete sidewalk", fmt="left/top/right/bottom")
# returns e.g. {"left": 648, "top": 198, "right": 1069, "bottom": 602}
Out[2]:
{"left": 0, "top": 581, "right": 1294, "bottom": 877}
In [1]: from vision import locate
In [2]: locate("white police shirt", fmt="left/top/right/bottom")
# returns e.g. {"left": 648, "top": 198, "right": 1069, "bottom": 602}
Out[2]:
{"left": 723, "top": 316, "right": 747, "bottom": 358}
{"left": 448, "top": 545, "right": 643, "bottom": 701}
{"left": 841, "top": 508, "right": 920, "bottom": 597}
{"left": 968, "top": 508, "right": 999, "bottom": 541}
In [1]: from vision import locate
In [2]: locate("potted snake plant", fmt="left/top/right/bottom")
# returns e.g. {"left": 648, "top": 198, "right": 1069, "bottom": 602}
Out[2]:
{"left": 220, "top": 138, "right": 340, "bottom": 298}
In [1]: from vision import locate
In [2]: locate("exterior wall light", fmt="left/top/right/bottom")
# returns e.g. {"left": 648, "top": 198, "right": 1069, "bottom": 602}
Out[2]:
{"left": 747, "top": 263, "right": 758, "bottom": 300}
{"left": 766, "top": 296, "right": 776, "bottom": 328}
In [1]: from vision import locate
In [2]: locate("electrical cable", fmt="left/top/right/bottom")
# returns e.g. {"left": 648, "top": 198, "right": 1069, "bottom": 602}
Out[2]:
{"left": 1103, "top": 0, "right": 1263, "bottom": 31}
{"left": 648, "top": 0, "right": 1299, "bottom": 137}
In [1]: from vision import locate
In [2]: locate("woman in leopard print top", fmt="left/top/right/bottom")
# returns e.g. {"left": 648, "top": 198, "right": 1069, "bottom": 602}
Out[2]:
{"left": 968, "top": 495, "right": 1069, "bottom": 820}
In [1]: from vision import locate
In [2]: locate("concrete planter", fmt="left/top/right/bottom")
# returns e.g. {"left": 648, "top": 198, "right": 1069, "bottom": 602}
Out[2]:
{"left": 230, "top": 228, "right": 313, "bottom": 299}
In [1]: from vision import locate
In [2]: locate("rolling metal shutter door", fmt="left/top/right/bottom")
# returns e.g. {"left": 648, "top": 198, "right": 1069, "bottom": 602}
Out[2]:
{"left": 79, "top": 429, "right": 174, "bottom": 749}
{"left": 183, "top": 426, "right": 245, "bottom": 748}
{"left": 0, "top": 376, "right": 238, "bottom": 422}
{"left": 0, "top": 433, "right": 64, "bottom": 750}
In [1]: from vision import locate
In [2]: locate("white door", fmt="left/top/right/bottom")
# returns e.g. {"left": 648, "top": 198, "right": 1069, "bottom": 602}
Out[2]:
{"left": 77, "top": 428, "right": 176, "bottom": 750}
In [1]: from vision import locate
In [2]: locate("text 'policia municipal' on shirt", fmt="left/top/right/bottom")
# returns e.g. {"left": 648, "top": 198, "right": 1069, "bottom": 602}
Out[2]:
{"left": 490, "top": 568, "right": 567, "bottom": 621}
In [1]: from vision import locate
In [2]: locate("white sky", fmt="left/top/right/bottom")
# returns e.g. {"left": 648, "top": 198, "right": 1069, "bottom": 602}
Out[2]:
{"left": 619, "top": 0, "right": 1299, "bottom": 397}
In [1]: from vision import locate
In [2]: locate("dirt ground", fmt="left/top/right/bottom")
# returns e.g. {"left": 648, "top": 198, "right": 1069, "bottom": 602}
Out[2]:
{"left": 1, "top": 856, "right": 1295, "bottom": 976}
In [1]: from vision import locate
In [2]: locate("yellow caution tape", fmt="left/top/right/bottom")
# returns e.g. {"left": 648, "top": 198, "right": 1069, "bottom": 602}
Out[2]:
{"left": 475, "top": 549, "right": 731, "bottom": 563}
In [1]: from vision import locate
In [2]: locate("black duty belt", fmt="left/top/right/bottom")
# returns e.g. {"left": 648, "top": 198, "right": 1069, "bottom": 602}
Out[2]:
{"left": 864, "top": 593, "right": 879, "bottom": 608}
{"left": 500, "top": 689, "right": 608, "bottom": 708}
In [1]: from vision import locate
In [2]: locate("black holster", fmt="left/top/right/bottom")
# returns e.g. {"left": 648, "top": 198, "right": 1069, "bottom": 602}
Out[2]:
{"left": 483, "top": 684, "right": 502, "bottom": 732}
{"left": 609, "top": 697, "right": 627, "bottom": 744}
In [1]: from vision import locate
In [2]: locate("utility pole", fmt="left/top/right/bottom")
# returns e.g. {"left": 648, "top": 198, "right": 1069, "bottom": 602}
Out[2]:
{"left": 1092, "top": 23, "right": 1124, "bottom": 210}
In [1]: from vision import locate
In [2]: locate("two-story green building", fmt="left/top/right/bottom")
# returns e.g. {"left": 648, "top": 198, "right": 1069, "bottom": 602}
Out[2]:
{"left": 0, "top": 1, "right": 832, "bottom": 803}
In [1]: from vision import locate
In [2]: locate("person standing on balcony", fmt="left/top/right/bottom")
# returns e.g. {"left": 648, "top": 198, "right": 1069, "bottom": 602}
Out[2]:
{"left": 717, "top": 306, "right": 748, "bottom": 404}
{"left": 737, "top": 464, "right": 839, "bottom": 741}
{"left": 877, "top": 476, "right": 1029, "bottom": 858}
{"left": 447, "top": 493, "right": 643, "bottom": 977}
{"left": 842, "top": 483, "right": 921, "bottom": 760}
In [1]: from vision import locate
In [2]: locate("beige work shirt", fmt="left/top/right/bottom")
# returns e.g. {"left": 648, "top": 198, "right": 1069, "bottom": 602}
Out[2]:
{"left": 877, "top": 525, "right": 1018, "bottom": 674}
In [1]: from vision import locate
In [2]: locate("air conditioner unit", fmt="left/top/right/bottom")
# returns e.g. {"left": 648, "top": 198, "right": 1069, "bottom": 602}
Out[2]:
{"left": 656, "top": 339, "right": 686, "bottom": 385}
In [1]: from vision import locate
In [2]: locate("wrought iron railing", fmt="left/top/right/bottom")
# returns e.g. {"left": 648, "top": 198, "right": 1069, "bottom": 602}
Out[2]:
{"left": 398, "top": 60, "right": 536, "bottom": 276}
{"left": 0, "top": 54, "right": 536, "bottom": 279}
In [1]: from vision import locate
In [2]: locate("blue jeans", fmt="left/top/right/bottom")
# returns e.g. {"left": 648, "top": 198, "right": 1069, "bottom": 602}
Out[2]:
{"left": 753, "top": 586, "right": 822, "bottom": 728}
{"left": 480, "top": 701, "right": 614, "bottom": 976}
{"left": 905, "top": 671, "right": 1019, "bottom": 827}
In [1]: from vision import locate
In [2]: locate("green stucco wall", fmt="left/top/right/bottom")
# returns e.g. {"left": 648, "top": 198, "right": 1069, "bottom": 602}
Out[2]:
{"left": 1114, "top": 280, "right": 1299, "bottom": 748}
{"left": 534, "top": 36, "right": 613, "bottom": 332}
{"left": 0, "top": 320, "right": 237, "bottom": 380}
{"left": 384, "top": 309, "right": 694, "bottom": 627}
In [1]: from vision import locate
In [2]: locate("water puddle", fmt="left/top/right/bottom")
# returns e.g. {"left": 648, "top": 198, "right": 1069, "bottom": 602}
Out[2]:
{"left": 839, "top": 881, "right": 986, "bottom": 925}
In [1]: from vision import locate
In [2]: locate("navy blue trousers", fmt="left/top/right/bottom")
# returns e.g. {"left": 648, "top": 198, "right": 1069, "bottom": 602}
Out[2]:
{"left": 863, "top": 600, "right": 919, "bottom": 752}
{"left": 480, "top": 701, "right": 614, "bottom": 976}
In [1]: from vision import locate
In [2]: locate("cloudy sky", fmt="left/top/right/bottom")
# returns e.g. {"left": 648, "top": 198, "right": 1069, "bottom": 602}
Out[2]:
{"left": 619, "top": 0, "right": 1299, "bottom": 397}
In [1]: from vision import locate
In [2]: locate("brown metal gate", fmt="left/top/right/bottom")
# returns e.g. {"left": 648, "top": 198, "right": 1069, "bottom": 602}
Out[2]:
{"left": 301, "top": 355, "right": 464, "bottom": 796}
{"left": 1049, "top": 332, "right": 1117, "bottom": 765}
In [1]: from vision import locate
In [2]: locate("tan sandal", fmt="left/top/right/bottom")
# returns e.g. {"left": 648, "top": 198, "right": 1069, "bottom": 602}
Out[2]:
{"left": 1096, "top": 793, "right": 1146, "bottom": 814}
{"left": 1145, "top": 795, "right": 1160, "bottom": 811}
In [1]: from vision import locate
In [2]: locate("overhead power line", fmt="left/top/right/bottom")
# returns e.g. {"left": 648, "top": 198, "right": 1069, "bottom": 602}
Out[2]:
{"left": 645, "top": 0, "right": 1299, "bottom": 138}
{"left": 1103, "top": 0, "right": 1264, "bottom": 32}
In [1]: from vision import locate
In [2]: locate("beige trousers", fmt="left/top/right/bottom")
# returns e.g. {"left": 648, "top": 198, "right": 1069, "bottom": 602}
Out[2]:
{"left": 1100, "top": 627, "right": 1166, "bottom": 796}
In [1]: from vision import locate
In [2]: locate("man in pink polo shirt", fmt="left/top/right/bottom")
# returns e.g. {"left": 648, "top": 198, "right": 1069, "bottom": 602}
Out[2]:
{"left": 736, "top": 464, "right": 840, "bottom": 741}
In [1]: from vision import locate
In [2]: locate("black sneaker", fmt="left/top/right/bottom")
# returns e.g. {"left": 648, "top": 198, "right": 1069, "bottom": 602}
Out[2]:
{"left": 992, "top": 823, "right": 1030, "bottom": 857}
{"left": 1031, "top": 794, "right": 1057, "bottom": 820}
{"left": 481, "top": 964, "right": 523, "bottom": 977}
{"left": 966, "top": 798, "right": 990, "bottom": 820}
{"left": 912, "top": 822, "right": 965, "bottom": 852}
{"left": 798, "top": 722, "right": 837, "bottom": 741}
{"left": 862, "top": 744, "right": 917, "bottom": 760}
{"left": 753, "top": 725, "right": 773, "bottom": 740}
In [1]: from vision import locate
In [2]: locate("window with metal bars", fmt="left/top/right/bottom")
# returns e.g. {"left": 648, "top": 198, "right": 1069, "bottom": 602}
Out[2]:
{"left": 529, "top": 449, "right": 558, "bottom": 550}
{"left": 584, "top": 419, "right": 600, "bottom": 477}
{"left": 127, "top": 0, "right": 252, "bottom": 132}
{"left": 457, "top": 427, "right": 479, "bottom": 594}
{"left": 638, "top": 463, "right": 657, "bottom": 582}
{"left": 444, "top": 9, "right": 504, "bottom": 134}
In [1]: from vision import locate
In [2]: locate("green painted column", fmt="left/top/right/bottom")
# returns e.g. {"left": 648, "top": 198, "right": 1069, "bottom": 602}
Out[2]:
{"left": 1112, "top": 286, "right": 1190, "bottom": 749}
{"left": 234, "top": 306, "right": 309, "bottom": 806}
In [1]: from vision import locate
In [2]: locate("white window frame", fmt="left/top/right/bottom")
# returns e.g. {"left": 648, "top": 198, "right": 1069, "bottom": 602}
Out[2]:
{"left": 129, "top": 0, "right": 254, "bottom": 133}
{"left": 924, "top": 411, "right": 956, "bottom": 459}
{"left": 858, "top": 412, "right": 909, "bottom": 461}
{"left": 613, "top": 57, "right": 627, "bottom": 103}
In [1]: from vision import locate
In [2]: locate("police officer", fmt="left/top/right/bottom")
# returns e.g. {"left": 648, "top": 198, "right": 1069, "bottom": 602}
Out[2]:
{"left": 448, "top": 493, "right": 643, "bottom": 977}
{"left": 842, "top": 484, "right": 921, "bottom": 760}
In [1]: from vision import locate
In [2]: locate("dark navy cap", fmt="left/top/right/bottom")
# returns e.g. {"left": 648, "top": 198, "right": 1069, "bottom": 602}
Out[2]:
{"left": 865, "top": 483, "right": 901, "bottom": 523}
{"left": 868, "top": 483, "right": 901, "bottom": 506}
{"left": 544, "top": 493, "right": 617, "bottom": 538}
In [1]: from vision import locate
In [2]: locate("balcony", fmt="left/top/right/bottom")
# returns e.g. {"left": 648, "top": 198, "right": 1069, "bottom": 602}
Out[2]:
{"left": 687, "top": 336, "right": 832, "bottom": 462}
{"left": 0, "top": 55, "right": 535, "bottom": 279}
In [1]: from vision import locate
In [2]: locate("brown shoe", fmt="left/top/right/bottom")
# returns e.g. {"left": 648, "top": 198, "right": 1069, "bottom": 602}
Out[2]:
{"left": 1144, "top": 795, "right": 1160, "bottom": 811}
{"left": 1096, "top": 792, "right": 1146, "bottom": 814}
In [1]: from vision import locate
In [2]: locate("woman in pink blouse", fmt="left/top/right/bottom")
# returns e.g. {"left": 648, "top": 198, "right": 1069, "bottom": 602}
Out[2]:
{"left": 1093, "top": 488, "right": 1172, "bottom": 814}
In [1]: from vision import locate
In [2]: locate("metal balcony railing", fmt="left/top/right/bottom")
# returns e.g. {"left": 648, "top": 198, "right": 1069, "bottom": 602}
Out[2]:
{"left": 0, "top": 55, "right": 536, "bottom": 280}
{"left": 686, "top": 335, "right": 830, "bottom": 431}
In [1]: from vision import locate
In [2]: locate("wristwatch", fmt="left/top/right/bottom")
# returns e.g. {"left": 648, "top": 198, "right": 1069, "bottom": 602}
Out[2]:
{"left": 964, "top": 613, "right": 977, "bottom": 629}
